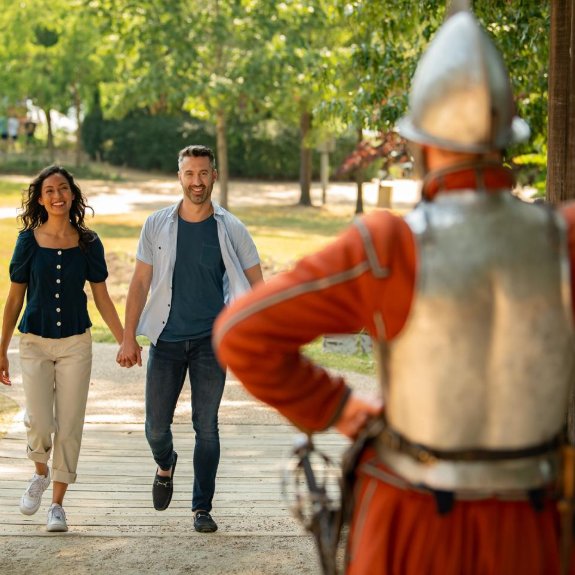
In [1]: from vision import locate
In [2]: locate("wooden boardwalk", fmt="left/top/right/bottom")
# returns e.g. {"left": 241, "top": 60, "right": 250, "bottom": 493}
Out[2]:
{"left": 0, "top": 420, "right": 347, "bottom": 538}
{"left": 0, "top": 341, "right": 364, "bottom": 573}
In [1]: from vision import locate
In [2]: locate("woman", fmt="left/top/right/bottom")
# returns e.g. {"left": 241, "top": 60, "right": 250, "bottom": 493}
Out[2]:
{"left": 0, "top": 165, "right": 123, "bottom": 532}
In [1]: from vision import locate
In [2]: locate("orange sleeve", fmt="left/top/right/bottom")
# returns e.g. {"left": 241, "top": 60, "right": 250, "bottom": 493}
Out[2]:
{"left": 560, "top": 201, "right": 575, "bottom": 318}
{"left": 213, "top": 210, "right": 416, "bottom": 432}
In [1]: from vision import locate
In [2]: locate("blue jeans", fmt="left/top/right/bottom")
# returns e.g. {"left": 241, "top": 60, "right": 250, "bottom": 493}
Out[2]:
{"left": 145, "top": 336, "right": 226, "bottom": 512}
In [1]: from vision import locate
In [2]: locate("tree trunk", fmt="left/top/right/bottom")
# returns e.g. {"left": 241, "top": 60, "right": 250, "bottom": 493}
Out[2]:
{"left": 299, "top": 110, "right": 313, "bottom": 206}
{"left": 355, "top": 128, "right": 364, "bottom": 214}
{"left": 547, "top": 0, "right": 575, "bottom": 203}
{"left": 216, "top": 109, "right": 229, "bottom": 210}
{"left": 355, "top": 172, "right": 364, "bottom": 214}
{"left": 43, "top": 107, "right": 55, "bottom": 164}
{"left": 73, "top": 83, "right": 83, "bottom": 168}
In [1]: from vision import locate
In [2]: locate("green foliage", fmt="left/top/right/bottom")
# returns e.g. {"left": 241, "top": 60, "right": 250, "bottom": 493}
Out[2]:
{"left": 512, "top": 151, "right": 547, "bottom": 194}
{"left": 318, "top": 0, "right": 444, "bottom": 130}
{"left": 99, "top": 112, "right": 215, "bottom": 173}
{"left": 85, "top": 111, "right": 358, "bottom": 180}
{"left": 1, "top": 1, "right": 552, "bottom": 184}
{"left": 0, "top": 0, "right": 117, "bottom": 160}
{"left": 0, "top": 159, "right": 123, "bottom": 181}
{"left": 476, "top": 2, "right": 549, "bottom": 153}
{"left": 318, "top": 1, "right": 549, "bottom": 156}
{"left": 0, "top": 181, "right": 24, "bottom": 208}
{"left": 226, "top": 120, "right": 301, "bottom": 179}
{"left": 82, "top": 89, "right": 105, "bottom": 161}
{"left": 227, "top": 120, "right": 356, "bottom": 180}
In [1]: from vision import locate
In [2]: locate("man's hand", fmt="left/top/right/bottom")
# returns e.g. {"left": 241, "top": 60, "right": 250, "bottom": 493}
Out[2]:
{"left": 116, "top": 337, "right": 143, "bottom": 368}
{"left": 335, "top": 392, "right": 384, "bottom": 439}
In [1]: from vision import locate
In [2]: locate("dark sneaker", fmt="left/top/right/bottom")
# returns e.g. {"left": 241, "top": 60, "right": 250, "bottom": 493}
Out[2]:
{"left": 152, "top": 452, "right": 178, "bottom": 511}
{"left": 194, "top": 510, "right": 218, "bottom": 533}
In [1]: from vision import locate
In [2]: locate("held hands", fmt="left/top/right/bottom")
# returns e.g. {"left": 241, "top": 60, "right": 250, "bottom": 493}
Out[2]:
{"left": 116, "top": 337, "right": 143, "bottom": 369}
{"left": 335, "top": 391, "right": 384, "bottom": 439}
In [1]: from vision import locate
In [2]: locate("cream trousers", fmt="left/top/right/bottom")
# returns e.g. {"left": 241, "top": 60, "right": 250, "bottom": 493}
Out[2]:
{"left": 19, "top": 330, "right": 92, "bottom": 484}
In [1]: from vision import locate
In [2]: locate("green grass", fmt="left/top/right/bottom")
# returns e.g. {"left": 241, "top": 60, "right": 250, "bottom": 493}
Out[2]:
{"left": 0, "top": 177, "right": 375, "bottom": 379}
{"left": 304, "top": 338, "right": 375, "bottom": 375}
{"left": 0, "top": 180, "right": 26, "bottom": 208}
{"left": 0, "top": 158, "right": 126, "bottom": 181}
{"left": 236, "top": 205, "right": 353, "bottom": 269}
{"left": 0, "top": 219, "right": 19, "bottom": 306}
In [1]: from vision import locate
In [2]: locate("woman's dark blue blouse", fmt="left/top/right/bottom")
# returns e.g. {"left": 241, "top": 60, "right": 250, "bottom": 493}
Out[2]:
{"left": 9, "top": 229, "right": 108, "bottom": 339}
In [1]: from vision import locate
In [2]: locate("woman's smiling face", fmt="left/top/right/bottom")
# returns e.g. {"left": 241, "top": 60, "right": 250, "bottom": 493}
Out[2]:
{"left": 38, "top": 173, "right": 74, "bottom": 216}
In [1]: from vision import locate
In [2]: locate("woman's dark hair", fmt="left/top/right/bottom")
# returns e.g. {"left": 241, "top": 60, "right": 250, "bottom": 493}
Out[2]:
{"left": 19, "top": 165, "right": 95, "bottom": 249}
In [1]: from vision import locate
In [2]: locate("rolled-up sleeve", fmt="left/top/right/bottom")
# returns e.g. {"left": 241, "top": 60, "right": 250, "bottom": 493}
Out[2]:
{"left": 231, "top": 221, "right": 260, "bottom": 270}
{"left": 136, "top": 217, "right": 154, "bottom": 265}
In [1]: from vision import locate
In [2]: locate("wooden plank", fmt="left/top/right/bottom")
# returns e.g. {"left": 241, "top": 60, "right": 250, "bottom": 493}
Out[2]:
{"left": 0, "top": 416, "right": 349, "bottom": 539}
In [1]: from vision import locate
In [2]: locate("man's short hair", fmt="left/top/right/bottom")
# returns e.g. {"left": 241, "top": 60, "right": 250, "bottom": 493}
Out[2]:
{"left": 178, "top": 145, "right": 216, "bottom": 171}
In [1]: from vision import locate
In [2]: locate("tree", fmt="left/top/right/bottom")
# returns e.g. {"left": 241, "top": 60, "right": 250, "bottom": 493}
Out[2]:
{"left": 547, "top": 0, "right": 575, "bottom": 203}
{"left": 0, "top": 0, "right": 114, "bottom": 165}
{"left": 97, "top": 0, "right": 278, "bottom": 209}
{"left": 321, "top": 1, "right": 549, "bottom": 155}
{"left": 310, "top": 1, "right": 443, "bottom": 211}
{"left": 335, "top": 129, "right": 409, "bottom": 213}
{"left": 249, "top": 1, "right": 352, "bottom": 206}
{"left": 475, "top": 2, "right": 549, "bottom": 158}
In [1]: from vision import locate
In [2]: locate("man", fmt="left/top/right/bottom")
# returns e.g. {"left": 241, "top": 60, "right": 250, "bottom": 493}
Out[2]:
{"left": 118, "top": 145, "right": 263, "bottom": 533}
{"left": 214, "top": 9, "right": 575, "bottom": 575}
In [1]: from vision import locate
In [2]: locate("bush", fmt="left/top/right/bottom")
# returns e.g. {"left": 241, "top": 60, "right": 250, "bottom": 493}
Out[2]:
{"left": 511, "top": 152, "right": 547, "bottom": 196}
{"left": 99, "top": 112, "right": 215, "bottom": 173}
{"left": 227, "top": 119, "right": 301, "bottom": 179}
{"left": 85, "top": 111, "right": 358, "bottom": 180}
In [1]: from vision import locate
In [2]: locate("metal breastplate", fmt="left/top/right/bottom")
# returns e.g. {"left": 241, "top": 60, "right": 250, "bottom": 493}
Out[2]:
{"left": 375, "top": 191, "right": 575, "bottom": 490}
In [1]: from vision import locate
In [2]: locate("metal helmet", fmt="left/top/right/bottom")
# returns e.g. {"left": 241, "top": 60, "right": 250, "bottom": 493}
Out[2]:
{"left": 396, "top": 10, "right": 530, "bottom": 153}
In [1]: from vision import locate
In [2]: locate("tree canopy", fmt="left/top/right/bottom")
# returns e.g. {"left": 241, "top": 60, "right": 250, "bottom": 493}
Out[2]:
{"left": 0, "top": 1, "right": 551, "bottom": 186}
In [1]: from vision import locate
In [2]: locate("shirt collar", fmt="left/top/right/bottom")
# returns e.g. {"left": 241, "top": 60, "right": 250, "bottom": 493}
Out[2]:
{"left": 169, "top": 200, "right": 223, "bottom": 221}
{"left": 421, "top": 161, "right": 515, "bottom": 201}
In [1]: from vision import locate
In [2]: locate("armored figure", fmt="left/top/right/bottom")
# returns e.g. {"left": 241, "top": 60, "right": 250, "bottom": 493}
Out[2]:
{"left": 215, "top": 9, "right": 575, "bottom": 575}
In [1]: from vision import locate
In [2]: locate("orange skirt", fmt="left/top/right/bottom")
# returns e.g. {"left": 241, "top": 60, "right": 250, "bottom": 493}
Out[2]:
{"left": 346, "top": 450, "right": 565, "bottom": 575}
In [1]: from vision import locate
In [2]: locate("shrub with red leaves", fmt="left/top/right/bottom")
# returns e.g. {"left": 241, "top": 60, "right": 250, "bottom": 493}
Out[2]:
{"left": 336, "top": 130, "right": 410, "bottom": 177}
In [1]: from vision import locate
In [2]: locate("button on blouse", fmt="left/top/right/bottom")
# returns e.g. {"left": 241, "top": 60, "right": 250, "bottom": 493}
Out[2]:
{"left": 9, "top": 229, "right": 109, "bottom": 339}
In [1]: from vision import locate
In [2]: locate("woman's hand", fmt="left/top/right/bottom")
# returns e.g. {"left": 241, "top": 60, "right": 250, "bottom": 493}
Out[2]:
{"left": 0, "top": 354, "right": 11, "bottom": 386}
{"left": 116, "top": 337, "right": 143, "bottom": 368}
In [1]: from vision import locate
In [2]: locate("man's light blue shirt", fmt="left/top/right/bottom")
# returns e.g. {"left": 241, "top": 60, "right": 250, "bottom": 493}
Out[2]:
{"left": 136, "top": 200, "right": 260, "bottom": 345}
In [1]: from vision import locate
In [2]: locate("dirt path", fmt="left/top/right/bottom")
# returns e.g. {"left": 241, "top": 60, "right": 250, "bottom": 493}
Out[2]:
{"left": 0, "top": 169, "right": 420, "bottom": 220}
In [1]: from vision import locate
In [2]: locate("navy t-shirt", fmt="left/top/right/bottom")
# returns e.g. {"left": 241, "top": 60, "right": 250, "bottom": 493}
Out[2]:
{"left": 159, "top": 215, "right": 225, "bottom": 342}
{"left": 9, "top": 229, "right": 108, "bottom": 339}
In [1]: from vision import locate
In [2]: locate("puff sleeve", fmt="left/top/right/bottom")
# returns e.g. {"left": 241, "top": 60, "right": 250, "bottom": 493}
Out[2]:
{"left": 85, "top": 234, "right": 109, "bottom": 283}
{"left": 9, "top": 230, "right": 36, "bottom": 284}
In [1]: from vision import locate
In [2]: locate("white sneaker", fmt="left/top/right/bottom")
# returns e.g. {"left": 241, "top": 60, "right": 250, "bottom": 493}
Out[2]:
{"left": 46, "top": 503, "right": 68, "bottom": 532}
{"left": 19, "top": 469, "right": 51, "bottom": 515}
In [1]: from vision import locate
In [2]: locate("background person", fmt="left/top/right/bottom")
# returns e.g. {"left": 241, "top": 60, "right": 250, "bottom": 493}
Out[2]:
{"left": 214, "top": 9, "right": 575, "bottom": 575}
{"left": 0, "top": 165, "right": 124, "bottom": 533}
{"left": 117, "top": 144, "right": 263, "bottom": 533}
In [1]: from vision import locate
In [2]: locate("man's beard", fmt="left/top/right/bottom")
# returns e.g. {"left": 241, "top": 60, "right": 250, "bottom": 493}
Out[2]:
{"left": 184, "top": 184, "right": 212, "bottom": 204}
